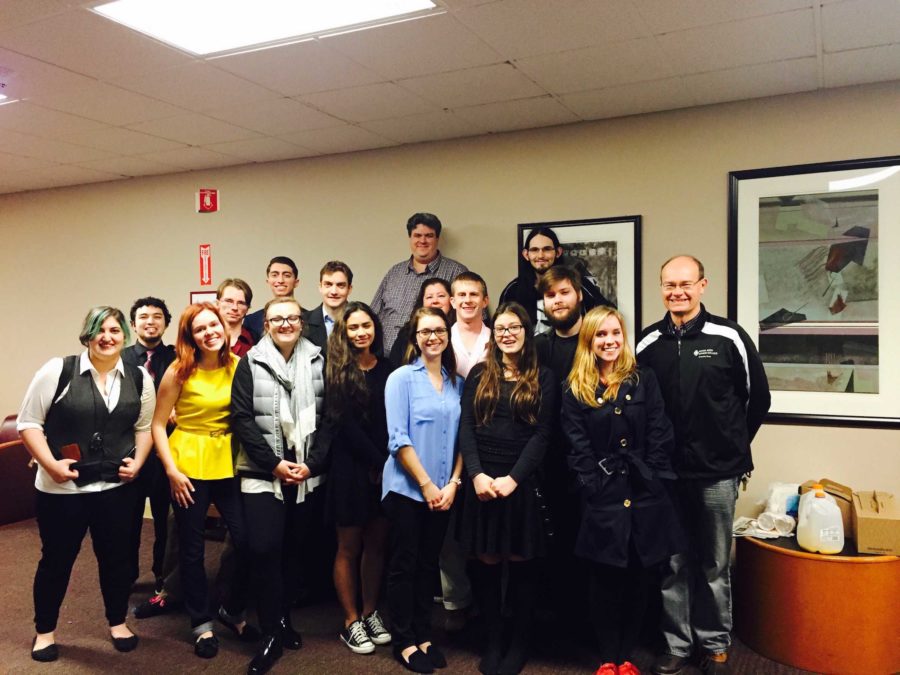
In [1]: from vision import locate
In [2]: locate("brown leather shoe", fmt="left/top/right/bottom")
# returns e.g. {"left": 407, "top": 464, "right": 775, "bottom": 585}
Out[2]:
{"left": 652, "top": 653, "right": 688, "bottom": 675}
{"left": 701, "top": 652, "right": 730, "bottom": 674}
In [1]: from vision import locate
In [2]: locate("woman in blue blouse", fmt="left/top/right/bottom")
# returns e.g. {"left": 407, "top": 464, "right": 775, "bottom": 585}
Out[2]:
{"left": 383, "top": 307, "right": 464, "bottom": 674}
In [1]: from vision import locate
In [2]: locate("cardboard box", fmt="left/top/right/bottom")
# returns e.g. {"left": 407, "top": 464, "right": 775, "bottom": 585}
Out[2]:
{"left": 800, "top": 478, "right": 855, "bottom": 540}
{"left": 852, "top": 491, "right": 900, "bottom": 556}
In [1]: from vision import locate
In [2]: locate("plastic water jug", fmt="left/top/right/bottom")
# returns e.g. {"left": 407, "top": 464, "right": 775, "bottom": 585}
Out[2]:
{"left": 797, "top": 483, "right": 836, "bottom": 520}
{"left": 797, "top": 490, "right": 844, "bottom": 554}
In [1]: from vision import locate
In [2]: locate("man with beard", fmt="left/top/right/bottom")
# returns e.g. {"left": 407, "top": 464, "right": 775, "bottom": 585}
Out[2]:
{"left": 500, "top": 227, "right": 611, "bottom": 335}
{"left": 534, "top": 265, "right": 586, "bottom": 383}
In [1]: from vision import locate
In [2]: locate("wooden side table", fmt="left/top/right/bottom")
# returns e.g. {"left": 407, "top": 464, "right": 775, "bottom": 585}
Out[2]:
{"left": 734, "top": 536, "right": 899, "bottom": 674}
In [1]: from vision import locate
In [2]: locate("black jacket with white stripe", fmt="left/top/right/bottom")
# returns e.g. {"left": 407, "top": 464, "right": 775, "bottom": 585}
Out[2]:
{"left": 636, "top": 305, "right": 770, "bottom": 480}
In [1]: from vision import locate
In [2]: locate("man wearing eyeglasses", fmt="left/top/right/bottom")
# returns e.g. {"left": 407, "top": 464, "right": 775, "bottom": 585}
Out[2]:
{"left": 217, "top": 279, "right": 255, "bottom": 357}
{"left": 637, "top": 255, "right": 770, "bottom": 675}
{"left": 499, "top": 226, "right": 612, "bottom": 334}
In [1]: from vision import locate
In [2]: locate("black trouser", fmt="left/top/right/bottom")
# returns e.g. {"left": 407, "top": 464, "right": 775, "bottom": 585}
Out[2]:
{"left": 34, "top": 483, "right": 138, "bottom": 634}
{"left": 243, "top": 485, "right": 304, "bottom": 635}
{"left": 172, "top": 477, "right": 249, "bottom": 634}
{"left": 589, "top": 555, "right": 654, "bottom": 664}
{"left": 130, "top": 453, "right": 171, "bottom": 583}
{"left": 383, "top": 492, "right": 450, "bottom": 649}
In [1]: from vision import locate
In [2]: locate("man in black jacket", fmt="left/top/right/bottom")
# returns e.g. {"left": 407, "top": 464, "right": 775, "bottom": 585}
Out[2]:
{"left": 637, "top": 256, "right": 770, "bottom": 675}
{"left": 302, "top": 260, "right": 353, "bottom": 351}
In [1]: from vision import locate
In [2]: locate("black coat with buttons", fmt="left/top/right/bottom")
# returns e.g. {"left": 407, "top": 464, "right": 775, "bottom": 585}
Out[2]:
{"left": 561, "top": 367, "right": 684, "bottom": 567}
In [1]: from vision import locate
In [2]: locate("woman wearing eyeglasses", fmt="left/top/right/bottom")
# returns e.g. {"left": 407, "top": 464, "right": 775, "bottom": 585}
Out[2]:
{"left": 456, "top": 302, "right": 556, "bottom": 675}
{"left": 383, "top": 307, "right": 464, "bottom": 674}
{"left": 18, "top": 306, "right": 155, "bottom": 662}
{"left": 231, "top": 297, "right": 327, "bottom": 675}
{"left": 151, "top": 303, "right": 256, "bottom": 659}
{"left": 562, "top": 306, "right": 682, "bottom": 675}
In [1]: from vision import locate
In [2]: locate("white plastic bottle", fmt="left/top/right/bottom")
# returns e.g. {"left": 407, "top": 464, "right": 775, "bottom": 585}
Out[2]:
{"left": 797, "top": 490, "right": 845, "bottom": 554}
{"left": 797, "top": 483, "right": 836, "bottom": 521}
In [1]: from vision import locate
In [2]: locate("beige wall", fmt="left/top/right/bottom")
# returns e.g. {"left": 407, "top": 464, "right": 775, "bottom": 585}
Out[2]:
{"left": 2, "top": 80, "right": 898, "bottom": 516}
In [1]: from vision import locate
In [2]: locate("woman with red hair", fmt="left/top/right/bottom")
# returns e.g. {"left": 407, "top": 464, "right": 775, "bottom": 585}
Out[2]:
{"left": 151, "top": 303, "right": 257, "bottom": 658}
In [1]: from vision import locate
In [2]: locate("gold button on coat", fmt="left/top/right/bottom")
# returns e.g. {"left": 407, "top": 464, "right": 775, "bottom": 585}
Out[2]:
{"left": 620, "top": 438, "right": 627, "bottom": 447}
{"left": 614, "top": 407, "right": 622, "bottom": 414}
{"left": 624, "top": 499, "right": 632, "bottom": 507}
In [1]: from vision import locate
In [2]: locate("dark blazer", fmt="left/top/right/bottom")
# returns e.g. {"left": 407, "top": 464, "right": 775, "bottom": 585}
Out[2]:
{"left": 561, "top": 367, "right": 683, "bottom": 568}
{"left": 122, "top": 342, "right": 175, "bottom": 391}
{"left": 302, "top": 304, "right": 329, "bottom": 352}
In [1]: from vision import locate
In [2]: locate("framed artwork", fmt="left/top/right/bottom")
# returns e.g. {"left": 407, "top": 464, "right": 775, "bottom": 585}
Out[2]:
{"left": 190, "top": 291, "right": 218, "bottom": 305}
{"left": 517, "top": 216, "right": 642, "bottom": 342}
{"left": 728, "top": 155, "right": 900, "bottom": 427}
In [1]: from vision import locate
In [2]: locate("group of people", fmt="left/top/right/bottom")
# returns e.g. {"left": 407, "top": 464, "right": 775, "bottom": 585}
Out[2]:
{"left": 17, "top": 212, "right": 770, "bottom": 675}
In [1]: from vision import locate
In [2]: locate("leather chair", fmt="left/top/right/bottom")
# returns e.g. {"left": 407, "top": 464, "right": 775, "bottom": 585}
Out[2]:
{"left": 0, "top": 439, "right": 36, "bottom": 525}
{"left": 0, "top": 413, "right": 18, "bottom": 444}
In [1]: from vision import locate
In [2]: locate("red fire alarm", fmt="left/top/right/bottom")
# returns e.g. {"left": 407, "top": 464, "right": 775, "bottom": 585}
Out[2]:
{"left": 196, "top": 188, "right": 219, "bottom": 213}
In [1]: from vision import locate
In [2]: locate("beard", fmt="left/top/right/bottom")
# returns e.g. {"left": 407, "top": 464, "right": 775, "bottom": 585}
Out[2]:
{"left": 546, "top": 304, "right": 581, "bottom": 331}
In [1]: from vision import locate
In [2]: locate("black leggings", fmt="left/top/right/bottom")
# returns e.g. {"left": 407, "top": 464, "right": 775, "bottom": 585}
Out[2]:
{"left": 589, "top": 556, "right": 654, "bottom": 664}
{"left": 34, "top": 483, "right": 138, "bottom": 633}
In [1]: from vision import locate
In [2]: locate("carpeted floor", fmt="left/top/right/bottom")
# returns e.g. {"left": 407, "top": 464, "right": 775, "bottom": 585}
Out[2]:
{"left": 0, "top": 518, "right": 812, "bottom": 674}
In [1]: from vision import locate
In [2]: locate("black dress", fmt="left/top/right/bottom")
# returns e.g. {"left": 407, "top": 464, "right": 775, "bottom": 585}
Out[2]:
{"left": 325, "top": 358, "right": 393, "bottom": 527}
{"left": 456, "top": 364, "right": 558, "bottom": 558}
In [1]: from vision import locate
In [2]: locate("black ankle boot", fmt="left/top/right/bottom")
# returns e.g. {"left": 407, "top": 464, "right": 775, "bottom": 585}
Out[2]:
{"left": 248, "top": 635, "right": 283, "bottom": 675}
{"left": 279, "top": 615, "right": 302, "bottom": 650}
{"left": 498, "top": 560, "right": 538, "bottom": 675}
{"left": 471, "top": 561, "right": 504, "bottom": 675}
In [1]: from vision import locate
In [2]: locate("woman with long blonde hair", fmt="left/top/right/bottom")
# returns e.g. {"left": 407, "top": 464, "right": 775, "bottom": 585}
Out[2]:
{"left": 562, "top": 306, "right": 682, "bottom": 675}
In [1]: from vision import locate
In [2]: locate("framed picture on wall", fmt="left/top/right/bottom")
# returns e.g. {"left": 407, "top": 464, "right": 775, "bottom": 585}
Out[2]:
{"left": 728, "top": 155, "right": 900, "bottom": 427}
{"left": 190, "top": 291, "right": 218, "bottom": 305}
{"left": 516, "top": 216, "right": 642, "bottom": 342}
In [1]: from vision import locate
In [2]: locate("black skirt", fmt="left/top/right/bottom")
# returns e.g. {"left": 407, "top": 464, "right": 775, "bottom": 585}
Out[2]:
{"left": 455, "top": 457, "right": 549, "bottom": 559}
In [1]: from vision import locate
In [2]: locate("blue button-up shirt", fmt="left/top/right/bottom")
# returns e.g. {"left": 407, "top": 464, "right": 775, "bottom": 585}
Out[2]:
{"left": 382, "top": 358, "right": 464, "bottom": 502}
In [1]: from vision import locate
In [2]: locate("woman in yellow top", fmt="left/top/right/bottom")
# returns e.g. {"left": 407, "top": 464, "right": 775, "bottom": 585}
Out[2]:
{"left": 152, "top": 303, "right": 257, "bottom": 658}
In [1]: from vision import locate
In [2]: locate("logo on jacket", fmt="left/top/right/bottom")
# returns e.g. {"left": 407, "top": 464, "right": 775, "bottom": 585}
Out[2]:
{"left": 693, "top": 348, "right": 718, "bottom": 358}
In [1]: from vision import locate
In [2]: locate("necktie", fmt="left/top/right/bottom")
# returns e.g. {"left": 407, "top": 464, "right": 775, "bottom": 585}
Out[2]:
{"left": 144, "top": 349, "right": 155, "bottom": 380}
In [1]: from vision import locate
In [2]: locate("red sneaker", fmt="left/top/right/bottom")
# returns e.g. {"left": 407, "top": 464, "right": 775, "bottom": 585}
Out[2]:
{"left": 595, "top": 663, "right": 618, "bottom": 675}
{"left": 618, "top": 661, "right": 641, "bottom": 675}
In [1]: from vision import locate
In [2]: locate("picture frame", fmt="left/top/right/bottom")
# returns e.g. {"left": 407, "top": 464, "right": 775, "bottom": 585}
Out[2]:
{"left": 728, "top": 155, "right": 900, "bottom": 427}
{"left": 517, "top": 216, "right": 641, "bottom": 343}
{"left": 190, "top": 290, "right": 218, "bottom": 305}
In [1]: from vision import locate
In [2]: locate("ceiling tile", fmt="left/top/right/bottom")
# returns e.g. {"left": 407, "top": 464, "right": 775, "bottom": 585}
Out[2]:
{"left": 127, "top": 113, "right": 261, "bottom": 146}
{"left": 211, "top": 39, "right": 385, "bottom": 96}
{"left": 655, "top": 9, "right": 816, "bottom": 75}
{"left": 206, "top": 97, "right": 344, "bottom": 135}
{"left": 322, "top": 13, "right": 502, "bottom": 79}
{"left": 0, "top": 46, "right": 97, "bottom": 101}
{"left": 0, "top": 0, "right": 71, "bottom": 32}
{"left": 456, "top": 0, "right": 650, "bottom": 60}
{"left": 0, "top": 150, "right": 57, "bottom": 172}
{"left": 8, "top": 164, "right": 124, "bottom": 190}
{"left": 453, "top": 95, "right": 580, "bottom": 132}
{"left": 279, "top": 125, "right": 397, "bottom": 154}
{"left": 114, "top": 61, "right": 280, "bottom": 112}
{"left": 203, "top": 137, "right": 319, "bottom": 162}
{"left": 684, "top": 58, "right": 819, "bottom": 106}
{"left": 55, "top": 126, "right": 185, "bottom": 155}
{"left": 360, "top": 110, "right": 485, "bottom": 143}
{"left": 28, "top": 80, "right": 187, "bottom": 126}
{"left": 822, "top": 0, "right": 900, "bottom": 52}
{"left": 2, "top": 129, "right": 116, "bottom": 163}
{"left": 0, "top": 7, "right": 191, "bottom": 81}
{"left": 632, "top": 0, "right": 812, "bottom": 34}
{"left": 824, "top": 43, "right": 900, "bottom": 86}
{"left": 515, "top": 37, "right": 675, "bottom": 95}
{"left": 73, "top": 156, "right": 182, "bottom": 177}
{"left": 0, "top": 101, "right": 107, "bottom": 137}
{"left": 399, "top": 63, "right": 546, "bottom": 108}
{"left": 136, "top": 147, "right": 248, "bottom": 171}
{"left": 559, "top": 77, "right": 695, "bottom": 120}
{"left": 299, "top": 82, "right": 437, "bottom": 123}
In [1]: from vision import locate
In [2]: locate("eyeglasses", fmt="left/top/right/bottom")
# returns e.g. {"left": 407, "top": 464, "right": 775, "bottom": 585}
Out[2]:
{"left": 527, "top": 246, "right": 556, "bottom": 255}
{"left": 493, "top": 324, "right": 524, "bottom": 336}
{"left": 219, "top": 298, "right": 248, "bottom": 308}
{"left": 267, "top": 315, "right": 302, "bottom": 327}
{"left": 416, "top": 327, "right": 448, "bottom": 339}
{"left": 661, "top": 280, "right": 703, "bottom": 292}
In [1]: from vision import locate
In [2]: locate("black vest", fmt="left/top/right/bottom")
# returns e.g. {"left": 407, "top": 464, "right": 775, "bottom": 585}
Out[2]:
{"left": 43, "top": 356, "right": 142, "bottom": 486}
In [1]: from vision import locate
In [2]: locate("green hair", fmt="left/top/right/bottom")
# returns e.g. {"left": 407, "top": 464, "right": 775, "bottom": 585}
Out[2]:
{"left": 79, "top": 306, "right": 130, "bottom": 346}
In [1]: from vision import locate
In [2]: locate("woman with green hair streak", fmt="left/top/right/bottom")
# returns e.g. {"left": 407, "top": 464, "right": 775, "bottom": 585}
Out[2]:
{"left": 17, "top": 306, "right": 156, "bottom": 662}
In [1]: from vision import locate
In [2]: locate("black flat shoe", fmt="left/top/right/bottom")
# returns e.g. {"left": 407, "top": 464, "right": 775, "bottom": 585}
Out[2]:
{"left": 218, "top": 607, "right": 262, "bottom": 642}
{"left": 279, "top": 616, "right": 302, "bottom": 650}
{"left": 194, "top": 634, "right": 219, "bottom": 659}
{"left": 248, "top": 635, "right": 283, "bottom": 675}
{"left": 31, "top": 637, "right": 58, "bottom": 663}
{"left": 422, "top": 643, "right": 447, "bottom": 669}
{"left": 393, "top": 645, "right": 434, "bottom": 674}
{"left": 111, "top": 633, "right": 139, "bottom": 652}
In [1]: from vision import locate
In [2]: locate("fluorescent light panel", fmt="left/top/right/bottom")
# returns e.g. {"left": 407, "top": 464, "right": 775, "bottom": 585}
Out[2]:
{"left": 93, "top": 0, "right": 437, "bottom": 56}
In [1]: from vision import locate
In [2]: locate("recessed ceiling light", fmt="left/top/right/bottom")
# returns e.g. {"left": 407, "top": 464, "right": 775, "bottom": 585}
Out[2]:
{"left": 93, "top": 0, "right": 439, "bottom": 56}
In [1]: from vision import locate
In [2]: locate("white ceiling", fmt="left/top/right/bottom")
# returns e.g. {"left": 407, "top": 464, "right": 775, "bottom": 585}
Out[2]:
{"left": 0, "top": 0, "right": 898, "bottom": 195}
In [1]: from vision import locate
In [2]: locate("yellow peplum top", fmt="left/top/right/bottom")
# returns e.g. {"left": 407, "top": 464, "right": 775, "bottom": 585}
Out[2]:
{"left": 169, "top": 356, "right": 238, "bottom": 480}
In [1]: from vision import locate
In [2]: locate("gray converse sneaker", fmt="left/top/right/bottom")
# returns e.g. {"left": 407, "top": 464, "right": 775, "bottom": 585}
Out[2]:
{"left": 341, "top": 620, "right": 375, "bottom": 654}
{"left": 362, "top": 611, "right": 392, "bottom": 645}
